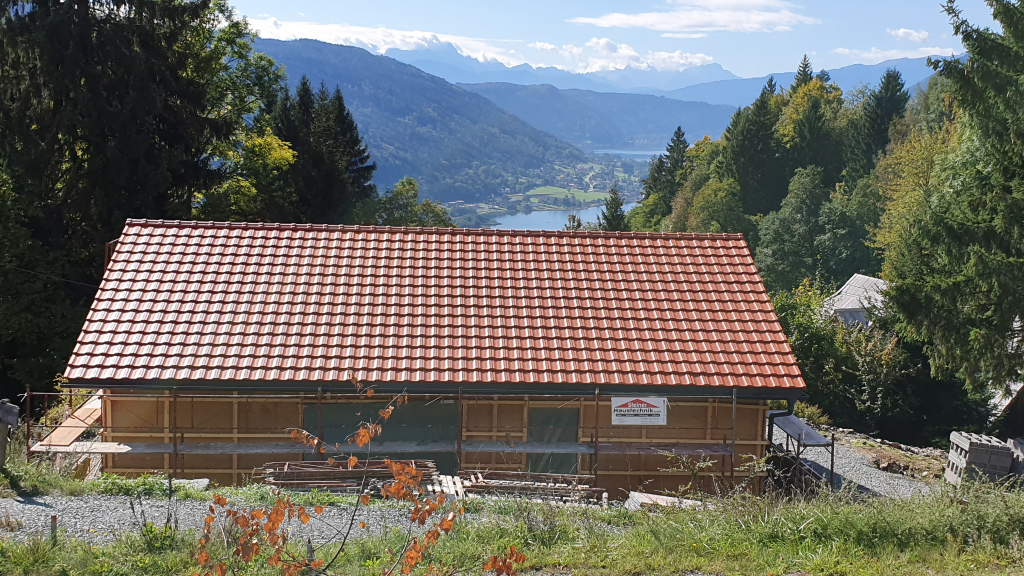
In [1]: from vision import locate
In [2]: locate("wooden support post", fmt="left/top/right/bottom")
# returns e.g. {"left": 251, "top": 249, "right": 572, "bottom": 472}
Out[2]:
{"left": 171, "top": 390, "right": 178, "bottom": 482}
{"left": 731, "top": 389, "right": 737, "bottom": 477}
{"left": 593, "top": 388, "right": 600, "bottom": 477}
{"left": 457, "top": 388, "right": 464, "bottom": 471}
{"left": 24, "top": 386, "right": 30, "bottom": 462}
{"left": 316, "top": 388, "right": 323, "bottom": 461}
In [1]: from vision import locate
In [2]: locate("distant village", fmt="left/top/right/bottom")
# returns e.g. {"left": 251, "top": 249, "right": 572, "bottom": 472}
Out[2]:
{"left": 445, "top": 156, "right": 646, "bottom": 227}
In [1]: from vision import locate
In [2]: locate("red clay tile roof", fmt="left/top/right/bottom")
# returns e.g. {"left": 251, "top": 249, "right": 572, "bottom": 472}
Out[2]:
{"left": 64, "top": 220, "right": 805, "bottom": 391}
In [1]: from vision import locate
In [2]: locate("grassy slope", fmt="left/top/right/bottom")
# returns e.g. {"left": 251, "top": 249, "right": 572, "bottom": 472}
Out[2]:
{"left": 2, "top": 482, "right": 1024, "bottom": 575}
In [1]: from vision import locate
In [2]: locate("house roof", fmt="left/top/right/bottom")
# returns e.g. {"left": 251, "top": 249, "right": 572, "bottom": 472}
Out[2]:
{"left": 64, "top": 220, "right": 805, "bottom": 393}
{"left": 823, "top": 274, "right": 888, "bottom": 326}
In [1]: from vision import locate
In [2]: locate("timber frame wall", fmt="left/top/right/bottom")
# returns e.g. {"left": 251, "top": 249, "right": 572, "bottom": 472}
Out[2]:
{"left": 32, "top": 390, "right": 769, "bottom": 494}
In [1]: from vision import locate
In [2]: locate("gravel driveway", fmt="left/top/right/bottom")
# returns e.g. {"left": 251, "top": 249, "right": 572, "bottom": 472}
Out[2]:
{"left": 0, "top": 494, "right": 416, "bottom": 544}
{"left": 774, "top": 425, "right": 934, "bottom": 498}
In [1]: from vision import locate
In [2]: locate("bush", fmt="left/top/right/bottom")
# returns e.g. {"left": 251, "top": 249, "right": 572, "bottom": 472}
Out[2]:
{"left": 94, "top": 473, "right": 165, "bottom": 498}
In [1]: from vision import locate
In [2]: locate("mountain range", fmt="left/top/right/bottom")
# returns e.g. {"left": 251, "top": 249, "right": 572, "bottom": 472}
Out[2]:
{"left": 253, "top": 38, "right": 947, "bottom": 203}
{"left": 385, "top": 43, "right": 740, "bottom": 92}
{"left": 385, "top": 41, "right": 944, "bottom": 107}
{"left": 459, "top": 83, "right": 736, "bottom": 150}
{"left": 254, "top": 38, "right": 584, "bottom": 201}
{"left": 657, "top": 58, "right": 943, "bottom": 107}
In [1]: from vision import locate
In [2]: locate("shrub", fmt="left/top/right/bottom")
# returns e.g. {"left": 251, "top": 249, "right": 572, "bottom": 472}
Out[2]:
{"left": 94, "top": 473, "right": 164, "bottom": 498}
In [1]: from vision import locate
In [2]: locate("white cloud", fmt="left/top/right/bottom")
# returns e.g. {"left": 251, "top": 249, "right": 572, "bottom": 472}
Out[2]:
{"left": 250, "top": 18, "right": 713, "bottom": 75}
{"left": 832, "top": 46, "right": 956, "bottom": 64}
{"left": 528, "top": 41, "right": 584, "bottom": 60}
{"left": 888, "top": 28, "right": 929, "bottom": 42}
{"left": 662, "top": 33, "right": 709, "bottom": 39}
{"left": 249, "top": 18, "right": 524, "bottom": 66}
{"left": 569, "top": 0, "right": 817, "bottom": 34}
{"left": 564, "top": 38, "right": 712, "bottom": 72}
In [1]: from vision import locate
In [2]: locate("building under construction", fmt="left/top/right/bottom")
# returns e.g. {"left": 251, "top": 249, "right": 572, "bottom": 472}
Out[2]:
{"left": 35, "top": 220, "right": 806, "bottom": 496}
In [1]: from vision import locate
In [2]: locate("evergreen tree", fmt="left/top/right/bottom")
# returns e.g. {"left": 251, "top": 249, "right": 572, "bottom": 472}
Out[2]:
{"left": 665, "top": 127, "right": 689, "bottom": 177}
{"left": 598, "top": 186, "right": 628, "bottom": 232}
{"left": 863, "top": 69, "right": 910, "bottom": 156}
{"left": 723, "top": 78, "right": 789, "bottom": 215}
{"left": 628, "top": 128, "right": 689, "bottom": 231}
{"left": 755, "top": 167, "right": 831, "bottom": 292}
{"left": 815, "top": 69, "right": 832, "bottom": 84}
{"left": 884, "top": 0, "right": 1024, "bottom": 388}
{"left": 270, "top": 78, "right": 377, "bottom": 223}
{"left": 0, "top": 0, "right": 280, "bottom": 397}
{"left": 792, "top": 55, "right": 814, "bottom": 91}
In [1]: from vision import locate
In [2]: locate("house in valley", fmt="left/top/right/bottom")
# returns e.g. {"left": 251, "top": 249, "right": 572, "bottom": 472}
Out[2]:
{"left": 41, "top": 220, "right": 806, "bottom": 496}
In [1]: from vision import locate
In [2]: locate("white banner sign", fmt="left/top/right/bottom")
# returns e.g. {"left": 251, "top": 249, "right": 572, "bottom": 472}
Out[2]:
{"left": 611, "top": 397, "right": 667, "bottom": 426}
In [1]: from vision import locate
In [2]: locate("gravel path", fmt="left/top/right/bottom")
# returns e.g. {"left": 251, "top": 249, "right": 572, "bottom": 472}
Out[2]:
{"left": 773, "top": 425, "right": 934, "bottom": 498}
{"left": 0, "top": 495, "right": 416, "bottom": 544}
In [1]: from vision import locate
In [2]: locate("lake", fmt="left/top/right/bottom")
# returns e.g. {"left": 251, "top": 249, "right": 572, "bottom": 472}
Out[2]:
{"left": 591, "top": 149, "right": 661, "bottom": 160}
{"left": 491, "top": 203, "right": 638, "bottom": 231}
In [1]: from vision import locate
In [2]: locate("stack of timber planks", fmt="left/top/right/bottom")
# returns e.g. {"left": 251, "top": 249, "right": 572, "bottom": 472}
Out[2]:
{"left": 258, "top": 460, "right": 439, "bottom": 492}
{"left": 457, "top": 470, "right": 605, "bottom": 502}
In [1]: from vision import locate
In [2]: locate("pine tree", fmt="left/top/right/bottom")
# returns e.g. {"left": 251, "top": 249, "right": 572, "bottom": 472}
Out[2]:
{"left": 815, "top": 69, "right": 832, "bottom": 84}
{"left": 271, "top": 78, "right": 377, "bottom": 223}
{"left": 0, "top": 0, "right": 280, "bottom": 398}
{"left": 630, "top": 128, "right": 690, "bottom": 231}
{"left": 884, "top": 0, "right": 1024, "bottom": 388}
{"left": 754, "top": 167, "right": 831, "bottom": 291}
{"left": 723, "top": 78, "right": 789, "bottom": 215}
{"left": 863, "top": 69, "right": 910, "bottom": 156}
{"left": 792, "top": 55, "right": 814, "bottom": 91}
{"left": 665, "top": 127, "right": 689, "bottom": 177}
{"left": 598, "top": 186, "right": 628, "bottom": 231}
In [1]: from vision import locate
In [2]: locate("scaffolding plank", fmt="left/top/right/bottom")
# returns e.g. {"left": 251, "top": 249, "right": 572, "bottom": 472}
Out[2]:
{"left": 596, "top": 442, "right": 733, "bottom": 456}
{"left": 37, "top": 393, "right": 103, "bottom": 447}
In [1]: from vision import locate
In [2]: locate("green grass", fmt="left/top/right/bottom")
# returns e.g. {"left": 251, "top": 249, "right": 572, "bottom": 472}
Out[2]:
{"left": 526, "top": 186, "right": 609, "bottom": 201}
{"left": 3, "top": 482, "right": 1024, "bottom": 575}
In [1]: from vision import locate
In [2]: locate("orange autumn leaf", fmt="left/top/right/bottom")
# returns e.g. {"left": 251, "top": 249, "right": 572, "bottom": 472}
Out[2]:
{"left": 360, "top": 494, "right": 370, "bottom": 506}
{"left": 326, "top": 457, "right": 336, "bottom": 466}
{"left": 314, "top": 505, "right": 324, "bottom": 515}
{"left": 366, "top": 388, "right": 375, "bottom": 397}
{"left": 359, "top": 521, "right": 366, "bottom": 529}
{"left": 348, "top": 455, "right": 358, "bottom": 469}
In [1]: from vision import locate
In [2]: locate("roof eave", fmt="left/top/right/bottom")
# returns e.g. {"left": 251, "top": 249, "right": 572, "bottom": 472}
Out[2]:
{"left": 64, "top": 378, "right": 806, "bottom": 400}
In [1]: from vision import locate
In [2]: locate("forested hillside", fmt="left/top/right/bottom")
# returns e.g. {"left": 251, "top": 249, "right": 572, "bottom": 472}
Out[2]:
{"left": 0, "top": 4, "right": 452, "bottom": 400}
{"left": 616, "top": 44, "right": 1011, "bottom": 446}
{"left": 254, "top": 39, "right": 584, "bottom": 201}
{"left": 461, "top": 82, "right": 735, "bottom": 149}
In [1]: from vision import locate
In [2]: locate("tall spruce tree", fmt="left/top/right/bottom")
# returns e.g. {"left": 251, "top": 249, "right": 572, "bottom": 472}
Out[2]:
{"left": 792, "top": 55, "right": 814, "bottom": 91}
{"left": 864, "top": 69, "right": 910, "bottom": 156}
{"left": 724, "top": 77, "right": 789, "bottom": 215}
{"left": 628, "top": 128, "right": 689, "bottom": 231}
{"left": 598, "top": 186, "right": 628, "bottom": 232}
{"left": 0, "top": 0, "right": 280, "bottom": 397}
{"left": 885, "top": 0, "right": 1024, "bottom": 388}
{"left": 270, "top": 78, "right": 377, "bottom": 223}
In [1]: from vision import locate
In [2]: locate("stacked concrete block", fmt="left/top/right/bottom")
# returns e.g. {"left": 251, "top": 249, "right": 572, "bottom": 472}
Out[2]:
{"left": 945, "top": 431, "right": 1012, "bottom": 485}
{"left": 1009, "top": 437, "right": 1024, "bottom": 476}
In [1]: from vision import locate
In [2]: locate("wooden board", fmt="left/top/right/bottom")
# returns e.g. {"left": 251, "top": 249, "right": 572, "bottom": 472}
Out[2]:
{"left": 37, "top": 394, "right": 103, "bottom": 447}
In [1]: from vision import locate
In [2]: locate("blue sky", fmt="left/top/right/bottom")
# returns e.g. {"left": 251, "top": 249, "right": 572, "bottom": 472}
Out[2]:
{"left": 233, "top": 0, "right": 996, "bottom": 78}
